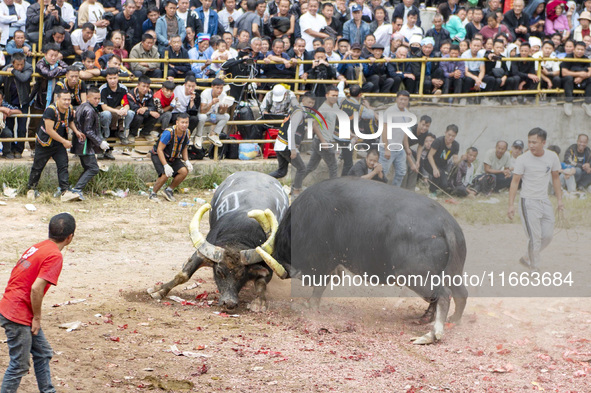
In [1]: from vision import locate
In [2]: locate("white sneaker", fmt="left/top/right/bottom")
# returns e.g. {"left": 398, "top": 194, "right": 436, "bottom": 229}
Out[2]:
{"left": 564, "top": 103, "right": 573, "bottom": 116}
{"left": 60, "top": 190, "right": 81, "bottom": 202}
{"left": 208, "top": 134, "right": 223, "bottom": 147}
{"left": 27, "top": 189, "right": 38, "bottom": 200}
{"left": 193, "top": 136, "right": 203, "bottom": 149}
{"left": 459, "top": 98, "right": 467, "bottom": 106}
{"left": 582, "top": 103, "right": 591, "bottom": 117}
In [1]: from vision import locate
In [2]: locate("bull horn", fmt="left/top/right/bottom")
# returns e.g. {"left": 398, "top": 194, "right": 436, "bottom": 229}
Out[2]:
{"left": 255, "top": 246, "right": 287, "bottom": 279}
{"left": 248, "top": 209, "right": 286, "bottom": 278}
{"left": 240, "top": 249, "right": 263, "bottom": 265}
{"left": 189, "top": 203, "right": 226, "bottom": 263}
{"left": 190, "top": 203, "right": 212, "bottom": 248}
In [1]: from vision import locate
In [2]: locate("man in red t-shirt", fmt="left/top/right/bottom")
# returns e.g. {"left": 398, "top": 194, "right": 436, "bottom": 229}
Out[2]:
{"left": 153, "top": 81, "right": 176, "bottom": 133}
{"left": 0, "top": 213, "right": 76, "bottom": 392}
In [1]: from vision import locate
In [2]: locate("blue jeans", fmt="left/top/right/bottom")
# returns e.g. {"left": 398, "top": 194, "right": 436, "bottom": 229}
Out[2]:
{"left": 0, "top": 314, "right": 55, "bottom": 393}
{"left": 99, "top": 110, "right": 135, "bottom": 139}
{"left": 379, "top": 149, "right": 407, "bottom": 186}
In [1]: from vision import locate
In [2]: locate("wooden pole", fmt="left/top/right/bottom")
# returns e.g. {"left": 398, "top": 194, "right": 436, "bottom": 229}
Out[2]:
{"left": 163, "top": 50, "right": 169, "bottom": 79}
{"left": 535, "top": 57, "right": 543, "bottom": 105}
{"left": 418, "top": 58, "right": 426, "bottom": 98}
{"left": 38, "top": 0, "right": 45, "bottom": 54}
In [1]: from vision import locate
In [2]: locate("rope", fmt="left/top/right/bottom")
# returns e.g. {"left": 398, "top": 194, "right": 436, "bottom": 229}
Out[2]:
{"left": 555, "top": 207, "right": 579, "bottom": 242}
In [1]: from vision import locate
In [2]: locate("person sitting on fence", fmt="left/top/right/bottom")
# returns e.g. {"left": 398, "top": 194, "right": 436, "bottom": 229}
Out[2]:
{"left": 128, "top": 75, "right": 160, "bottom": 143}
{"left": 0, "top": 52, "right": 31, "bottom": 159}
{"left": 99, "top": 67, "right": 134, "bottom": 153}
{"left": 27, "top": 44, "right": 68, "bottom": 154}
{"left": 130, "top": 33, "right": 163, "bottom": 79}
{"left": 420, "top": 37, "right": 445, "bottom": 96}
{"left": 348, "top": 148, "right": 386, "bottom": 182}
{"left": 480, "top": 140, "right": 513, "bottom": 192}
{"left": 268, "top": 91, "right": 314, "bottom": 198}
{"left": 386, "top": 46, "right": 413, "bottom": 94}
{"left": 99, "top": 54, "right": 133, "bottom": 78}
{"left": 5, "top": 30, "right": 32, "bottom": 62}
{"left": 261, "top": 38, "right": 294, "bottom": 81}
{"left": 154, "top": 81, "right": 176, "bottom": 131}
{"left": 483, "top": 39, "right": 516, "bottom": 104}
{"left": 44, "top": 26, "right": 75, "bottom": 61}
{"left": 441, "top": 44, "right": 467, "bottom": 101}
{"left": 509, "top": 42, "right": 539, "bottom": 103}
{"left": 156, "top": 0, "right": 186, "bottom": 56}
{"left": 78, "top": 51, "right": 102, "bottom": 80}
{"left": 194, "top": 78, "right": 229, "bottom": 149}
{"left": 534, "top": 40, "right": 561, "bottom": 96}
{"left": 71, "top": 23, "right": 98, "bottom": 59}
{"left": 189, "top": 33, "right": 214, "bottom": 79}
{"left": 363, "top": 43, "right": 394, "bottom": 94}
{"left": 0, "top": 91, "right": 22, "bottom": 160}
{"left": 94, "top": 40, "right": 115, "bottom": 69}
{"left": 449, "top": 146, "right": 478, "bottom": 198}
{"left": 149, "top": 112, "right": 193, "bottom": 203}
{"left": 68, "top": 86, "right": 110, "bottom": 201}
{"left": 561, "top": 41, "right": 591, "bottom": 117}
{"left": 462, "top": 37, "right": 495, "bottom": 105}
{"left": 53, "top": 66, "right": 87, "bottom": 111}
{"left": 164, "top": 35, "right": 191, "bottom": 80}
{"left": 360, "top": 33, "right": 376, "bottom": 58}
{"left": 27, "top": 90, "right": 85, "bottom": 200}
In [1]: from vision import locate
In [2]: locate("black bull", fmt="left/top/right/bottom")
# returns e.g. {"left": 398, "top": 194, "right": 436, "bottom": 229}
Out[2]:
{"left": 253, "top": 178, "right": 468, "bottom": 344}
{"left": 148, "top": 171, "right": 289, "bottom": 312}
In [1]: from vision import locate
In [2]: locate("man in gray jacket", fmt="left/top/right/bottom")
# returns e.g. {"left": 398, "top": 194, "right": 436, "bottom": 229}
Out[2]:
{"left": 129, "top": 34, "right": 163, "bottom": 78}
{"left": 66, "top": 86, "right": 110, "bottom": 201}
{"left": 0, "top": 52, "right": 32, "bottom": 158}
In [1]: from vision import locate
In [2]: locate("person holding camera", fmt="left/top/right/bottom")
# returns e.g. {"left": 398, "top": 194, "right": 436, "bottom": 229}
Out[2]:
{"left": 306, "top": 48, "right": 337, "bottom": 97}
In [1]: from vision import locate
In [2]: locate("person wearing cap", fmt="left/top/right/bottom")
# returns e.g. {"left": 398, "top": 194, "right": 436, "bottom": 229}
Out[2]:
{"left": 399, "top": 9, "right": 423, "bottom": 42}
{"left": 574, "top": 0, "right": 591, "bottom": 29}
{"left": 195, "top": 78, "right": 229, "bottom": 148}
{"left": 363, "top": 43, "right": 394, "bottom": 93}
{"left": 156, "top": 0, "right": 187, "bottom": 56}
{"left": 426, "top": 14, "right": 451, "bottom": 52}
{"left": 343, "top": 3, "right": 370, "bottom": 45}
{"left": 573, "top": 11, "right": 591, "bottom": 41}
{"left": 261, "top": 84, "right": 299, "bottom": 116}
{"left": 189, "top": 33, "right": 213, "bottom": 79}
{"left": 509, "top": 139, "right": 524, "bottom": 169}
{"left": 129, "top": 33, "right": 162, "bottom": 79}
{"left": 342, "top": 43, "right": 374, "bottom": 92}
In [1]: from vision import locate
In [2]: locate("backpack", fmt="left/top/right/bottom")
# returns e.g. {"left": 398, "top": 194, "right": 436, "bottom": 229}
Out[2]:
{"left": 188, "top": 145, "right": 206, "bottom": 160}
{"left": 233, "top": 104, "right": 263, "bottom": 139}
{"left": 207, "top": 133, "right": 238, "bottom": 159}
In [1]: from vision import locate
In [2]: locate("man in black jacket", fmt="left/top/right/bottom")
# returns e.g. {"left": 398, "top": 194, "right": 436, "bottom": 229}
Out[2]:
{"left": 307, "top": 48, "right": 337, "bottom": 97}
{"left": 166, "top": 35, "right": 192, "bottom": 79}
{"left": 0, "top": 53, "right": 32, "bottom": 158}
{"left": 392, "top": 0, "right": 421, "bottom": 28}
{"left": 111, "top": 0, "right": 138, "bottom": 51}
{"left": 348, "top": 149, "right": 386, "bottom": 182}
{"left": 128, "top": 76, "right": 159, "bottom": 141}
{"left": 509, "top": 42, "right": 538, "bottom": 102}
{"left": 363, "top": 43, "right": 394, "bottom": 93}
{"left": 68, "top": 87, "right": 110, "bottom": 200}
{"left": 44, "top": 27, "right": 76, "bottom": 62}
{"left": 502, "top": 0, "right": 529, "bottom": 42}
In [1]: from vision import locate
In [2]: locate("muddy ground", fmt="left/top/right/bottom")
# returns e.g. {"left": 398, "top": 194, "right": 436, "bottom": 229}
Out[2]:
{"left": 0, "top": 194, "right": 590, "bottom": 393}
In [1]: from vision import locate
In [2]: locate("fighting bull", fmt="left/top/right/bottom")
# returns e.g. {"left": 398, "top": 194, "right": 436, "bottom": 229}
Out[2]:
{"left": 147, "top": 171, "right": 289, "bottom": 311}
{"left": 249, "top": 177, "right": 468, "bottom": 344}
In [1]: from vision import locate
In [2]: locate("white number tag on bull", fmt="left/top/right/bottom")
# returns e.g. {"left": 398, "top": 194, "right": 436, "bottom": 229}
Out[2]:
{"left": 215, "top": 189, "right": 247, "bottom": 218}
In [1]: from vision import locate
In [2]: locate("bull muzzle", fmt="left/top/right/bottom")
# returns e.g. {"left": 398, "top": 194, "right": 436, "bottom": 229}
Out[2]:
{"left": 247, "top": 209, "right": 288, "bottom": 279}
{"left": 189, "top": 203, "right": 226, "bottom": 263}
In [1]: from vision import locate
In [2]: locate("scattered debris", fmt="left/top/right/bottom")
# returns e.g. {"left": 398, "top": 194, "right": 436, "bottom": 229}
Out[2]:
{"left": 184, "top": 282, "right": 200, "bottom": 290}
{"left": 104, "top": 189, "right": 129, "bottom": 198}
{"left": 52, "top": 299, "right": 86, "bottom": 307}
{"left": 169, "top": 296, "right": 197, "bottom": 306}
{"left": 169, "top": 344, "right": 210, "bottom": 358}
{"left": 2, "top": 183, "right": 17, "bottom": 198}
{"left": 59, "top": 321, "right": 82, "bottom": 332}
{"left": 213, "top": 311, "right": 240, "bottom": 318}
{"left": 0, "top": 201, "right": 6, "bottom": 206}
{"left": 191, "top": 364, "right": 210, "bottom": 376}
{"left": 25, "top": 204, "right": 36, "bottom": 212}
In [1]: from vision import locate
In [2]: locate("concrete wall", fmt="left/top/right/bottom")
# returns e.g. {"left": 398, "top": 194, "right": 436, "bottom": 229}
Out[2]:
{"left": 411, "top": 103, "right": 588, "bottom": 157}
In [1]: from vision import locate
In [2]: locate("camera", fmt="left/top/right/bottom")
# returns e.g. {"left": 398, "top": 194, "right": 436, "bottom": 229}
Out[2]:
{"left": 102, "top": 12, "right": 114, "bottom": 23}
{"left": 490, "top": 54, "right": 502, "bottom": 61}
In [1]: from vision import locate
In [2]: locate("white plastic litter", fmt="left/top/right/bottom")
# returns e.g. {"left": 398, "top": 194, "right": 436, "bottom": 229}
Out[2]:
{"left": 2, "top": 183, "right": 17, "bottom": 198}
{"left": 169, "top": 344, "right": 210, "bottom": 358}
{"left": 25, "top": 204, "right": 37, "bottom": 212}
{"left": 59, "top": 321, "right": 82, "bottom": 332}
{"left": 478, "top": 198, "right": 500, "bottom": 204}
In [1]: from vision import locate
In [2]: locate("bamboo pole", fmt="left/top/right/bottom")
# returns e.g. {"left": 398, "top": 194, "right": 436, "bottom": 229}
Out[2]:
{"left": 38, "top": 0, "right": 45, "bottom": 54}
{"left": 418, "top": 58, "right": 426, "bottom": 98}
{"left": 163, "top": 50, "right": 169, "bottom": 79}
{"left": 535, "top": 57, "right": 543, "bottom": 105}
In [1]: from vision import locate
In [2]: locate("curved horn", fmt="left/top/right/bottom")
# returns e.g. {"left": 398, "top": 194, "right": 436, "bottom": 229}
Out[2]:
{"left": 248, "top": 209, "right": 286, "bottom": 278}
{"left": 189, "top": 203, "right": 225, "bottom": 263}
{"left": 240, "top": 249, "right": 263, "bottom": 265}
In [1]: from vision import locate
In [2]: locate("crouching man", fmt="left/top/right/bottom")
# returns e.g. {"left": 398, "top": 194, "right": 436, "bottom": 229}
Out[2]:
{"left": 66, "top": 86, "right": 110, "bottom": 201}
{"left": 150, "top": 113, "right": 193, "bottom": 202}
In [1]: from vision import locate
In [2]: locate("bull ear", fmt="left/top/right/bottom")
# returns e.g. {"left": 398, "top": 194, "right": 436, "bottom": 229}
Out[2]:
{"left": 198, "top": 241, "right": 225, "bottom": 263}
{"left": 240, "top": 249, "right": 263, "bottom": 265}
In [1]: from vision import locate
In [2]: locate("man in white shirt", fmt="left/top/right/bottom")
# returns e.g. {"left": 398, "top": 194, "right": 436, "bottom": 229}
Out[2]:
{"left": 218, "top": 0, "right": 241, "bottom": 31}
{"left": 194, "top": 78, "right": 230, "bottom": 148}
{"left": 508, "top": 128, "right": 563, "bottom": 272}
{"left": 299, "top": 0, "right": 329, "bottom": 52}
{"left": 71, "top": 23, "right": 98, "bottom": 56}
{"left": 0, "top": 0, "right": 26, "bottom": 47}
{"left": 177, "top": 0, "right": 190, "bottom": 25}
{"left": 56, "top": 0, "right": 76, "bottom": 31}
{"left": 399, "top": 9, "right": 423, "bottom": 42}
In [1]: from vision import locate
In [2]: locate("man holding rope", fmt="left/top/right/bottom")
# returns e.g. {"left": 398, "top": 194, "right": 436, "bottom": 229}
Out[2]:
{"left": 508, "top": 127, "right": 564, "bottom": 273}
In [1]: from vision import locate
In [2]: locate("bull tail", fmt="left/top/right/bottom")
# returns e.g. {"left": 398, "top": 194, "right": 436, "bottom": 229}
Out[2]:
{"left": 443, "top": 220, "right": 468, "bottom": 323}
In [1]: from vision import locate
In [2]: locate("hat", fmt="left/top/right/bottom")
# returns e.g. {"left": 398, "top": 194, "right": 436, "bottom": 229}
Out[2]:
{"left": 337, "top": 37, "right": 350, "bottom": 44}
{"left": 272, "top": 85, "right": 287, "bottom": 102}
{"left": 409, "top": 34, "right": 422, "bottom": 46}
{"left": 371, "top": 43, "right": 385, "bottom": 50}
{"left": 352, "top": 4, "right": 363, "bottom": 12}
{"left": 351, "top": 43, "right": 362, "bottom": 50}
{"left": 512, "top": 140, "right": 524, "bottom": 149}
{"left": 197, "top": 33, "right": 211, "bottom": 43}
{"left": 529, "top": 36, "right": 542, "bottom": 48}
{"left": 580, "top": 10, "right": 591, "bottom": 20}
{"left": 236, "top": 42, "right": 252, "bottom": 50}
{"left": 421, "top": 37, "right": 435, "bottom": 46}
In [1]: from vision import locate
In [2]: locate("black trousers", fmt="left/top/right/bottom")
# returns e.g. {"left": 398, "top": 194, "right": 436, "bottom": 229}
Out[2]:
{"left": 130, "top": 112, "right": 158, "bottom": 135}
{"left": 541, "top": 76, "right": 561, "bottom": 90}
{"left": 28, "top": 143, "right": 70, "bottom": 191}
{"left": 367, "top": 74, "right": 394, "bottom": 93}
{"left": 563, "top": 76, "right": 591, "bottom": 103}
{"left": 443, "top": 76, "right": 465, "bottom": 94}
{"left": 269, "top": 149, "right": 306, "bottom": 190}
{"left": 1, "top": 128, "right": 12, "bottom": 154}
{"left": 6, "top": 104, "right": 28, "bottom": 154}
{"left": 73, "top": 154, "right": 100, "bottom": 191}
{"left": 462, "top": 75, "right": 496, "bottom": 93}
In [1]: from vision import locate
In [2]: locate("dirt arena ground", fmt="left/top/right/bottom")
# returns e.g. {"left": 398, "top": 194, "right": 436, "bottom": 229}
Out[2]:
{"left": 0, "top": 192, "right": 590, "bottom": 392}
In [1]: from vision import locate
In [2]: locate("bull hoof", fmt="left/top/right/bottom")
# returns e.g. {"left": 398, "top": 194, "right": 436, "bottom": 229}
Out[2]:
{"left": 447, "top": 313, "right": 462, "bottom": 324}
{"left": 149, "top": 290, "right": 164, "bottom": 300}
{"left": 411, "top": 331, "right": 436, "bottom": 345}
{"left": 247, "top": 298, "right": 268, "bottom": 313}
